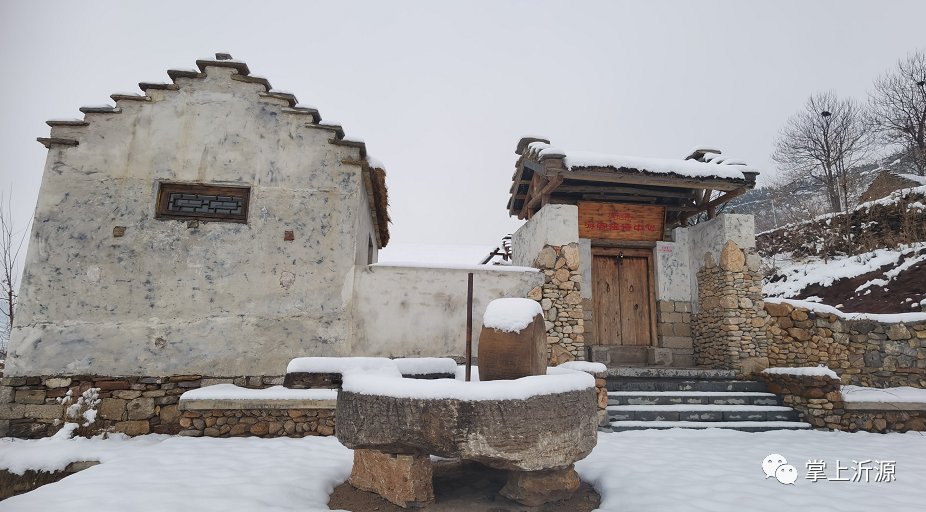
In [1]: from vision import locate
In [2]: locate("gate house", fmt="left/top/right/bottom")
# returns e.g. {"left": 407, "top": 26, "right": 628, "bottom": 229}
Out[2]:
{"left": 507, "top": 138, "right": 763, "bottom": 368}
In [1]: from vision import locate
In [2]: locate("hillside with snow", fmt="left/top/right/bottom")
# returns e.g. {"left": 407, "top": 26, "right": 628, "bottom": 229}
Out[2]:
{"left": 759, "top": 183, "right": 926, "bottom": 314}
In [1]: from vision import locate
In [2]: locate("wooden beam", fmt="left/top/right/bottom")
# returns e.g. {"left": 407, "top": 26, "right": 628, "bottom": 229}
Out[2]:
{"left": 579, "top": 194, "right": 657, "bottom": 203}
{"left": 557, "top": 184, "right": 694, "bottom": 199}
{"left": 565, "top": 170, "right": 745, "bottom": 191}
{"left": 696, "top": 187, "right": 748, "bottom": 215}
{"left": 526, "top": 175, "right": 564, "bottom": 211}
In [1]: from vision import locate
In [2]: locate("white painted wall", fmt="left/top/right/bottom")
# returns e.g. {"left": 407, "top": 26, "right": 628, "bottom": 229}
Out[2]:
{"left": 351, "top": 264, "right": 544, "bottom": 357}
{"left": 655, "top": 228, "right": 692, "bottom": 302}
{"left": 8, "top": 65, "right": 379, "bottom": 377}
{"left": 511, "top": 204, "right": 579, "bottom": 267}
{"left": 686, "top": 214, "right": 756, "bottom": 312}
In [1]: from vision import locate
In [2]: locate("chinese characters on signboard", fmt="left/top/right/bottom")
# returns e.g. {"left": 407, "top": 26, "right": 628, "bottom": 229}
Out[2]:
{"left": 578, "top": 202, "right": 666, "bottom": 242}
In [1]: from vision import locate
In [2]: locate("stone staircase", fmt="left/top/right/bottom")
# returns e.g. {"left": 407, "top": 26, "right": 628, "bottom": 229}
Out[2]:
{"left": 603, "top": 368, "right": 811, "bottom": 432}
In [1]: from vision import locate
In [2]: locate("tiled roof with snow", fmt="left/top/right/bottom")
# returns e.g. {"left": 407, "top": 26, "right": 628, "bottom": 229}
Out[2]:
{"left": 524, "top": 141, "right": 754, "bottom": 181}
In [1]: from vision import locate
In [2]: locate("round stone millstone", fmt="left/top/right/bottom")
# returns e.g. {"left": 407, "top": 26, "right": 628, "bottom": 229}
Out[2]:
{"left": 336, "top": 386, "right": 598, "bottom": 472}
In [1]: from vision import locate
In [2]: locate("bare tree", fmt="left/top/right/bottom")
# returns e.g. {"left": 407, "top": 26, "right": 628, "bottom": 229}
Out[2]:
{"left": 1, "top": 191, "right": 30, "bottom": 359}
{"left": 868, "top": 50, "right": 926, "bottom": 176}
{"left": 773, "top": 91, "right": 872, "bottom": 213}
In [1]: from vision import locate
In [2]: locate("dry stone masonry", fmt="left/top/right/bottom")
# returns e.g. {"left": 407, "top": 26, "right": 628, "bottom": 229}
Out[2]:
{"left": 527, "top": 243, "right": 585, "bottom": 364}
{"left": 0, "top": 375, "right": 288, "bottom": 438}
{"left": 759, "top": 371, "right": 926, "bottom": 433}
{"left": 692, "top": 240, "right": 769, "bottom": 374}
{"left": 764, "top": 302, "right": 926, "bottom": 387}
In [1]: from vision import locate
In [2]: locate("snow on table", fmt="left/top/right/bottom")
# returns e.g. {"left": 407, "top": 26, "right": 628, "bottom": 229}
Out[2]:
{"left": 4, "top": 429, "right": 925, "bottom": 512}
{"left": 392, "top": 357, "right": 458, "bottom": 375}
{"left": 763, "top": 366, "right": 839, "bottom": 379}
{"left": 482, "top": 298, "right": 543, "bottom": 333}
{"left": 179, "top": 384, "right": 337, "bottom": 402}
{"left": 558, "top": 361, "right": 608, "bottom": 374}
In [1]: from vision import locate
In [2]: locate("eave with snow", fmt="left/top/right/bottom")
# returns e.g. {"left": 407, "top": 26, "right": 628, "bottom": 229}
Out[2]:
{"left": 507, "top": 137, "right": 759, "bottom": 226}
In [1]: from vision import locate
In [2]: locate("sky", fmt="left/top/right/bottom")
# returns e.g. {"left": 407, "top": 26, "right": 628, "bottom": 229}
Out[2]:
{"left": 1, "top": 0, "right": 924, "bottom": 253}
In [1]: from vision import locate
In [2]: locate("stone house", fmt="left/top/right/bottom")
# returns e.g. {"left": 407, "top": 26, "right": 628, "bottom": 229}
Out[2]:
{"left": 859, "top": 169, "right": 926, "bottom": 203}
{"left": 0, "top": 55, "right": 541, "bottom": 437}
{"left": 505, "top": 139, "right": 764, "bottom": 369}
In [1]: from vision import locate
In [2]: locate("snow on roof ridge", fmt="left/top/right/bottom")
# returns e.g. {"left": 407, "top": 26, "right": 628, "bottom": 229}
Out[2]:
{"left": 523, "top": 141, "right": 753, "bottom": 180}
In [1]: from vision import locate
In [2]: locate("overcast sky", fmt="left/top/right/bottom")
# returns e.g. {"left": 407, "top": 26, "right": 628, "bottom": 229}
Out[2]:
{"left": 2, "top": 0, "right": 924, "bottom": 252}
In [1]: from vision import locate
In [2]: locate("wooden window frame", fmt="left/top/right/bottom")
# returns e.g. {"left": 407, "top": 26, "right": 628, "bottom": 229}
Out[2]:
{"left": 155, "top": 182, "right": 251, "bottom": 224}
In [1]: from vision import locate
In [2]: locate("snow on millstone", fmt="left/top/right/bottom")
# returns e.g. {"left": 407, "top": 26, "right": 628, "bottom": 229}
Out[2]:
{"left": 483, "top": 298, "right": 544, "bottom": 333}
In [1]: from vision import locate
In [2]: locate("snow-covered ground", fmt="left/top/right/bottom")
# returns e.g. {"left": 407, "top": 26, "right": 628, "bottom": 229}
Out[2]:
{"left": 2, "top": 429, "right": 924, "bottom": 511}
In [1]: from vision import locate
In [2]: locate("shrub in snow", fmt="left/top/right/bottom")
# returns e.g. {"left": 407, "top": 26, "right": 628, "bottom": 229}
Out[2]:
{"left": 56, "top": 387, "right": 103, "bottom": 438}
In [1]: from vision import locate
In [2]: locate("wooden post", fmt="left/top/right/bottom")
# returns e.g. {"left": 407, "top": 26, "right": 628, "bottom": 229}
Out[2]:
{"left": 466, "top": 273, "right": 474, "bottom": 381}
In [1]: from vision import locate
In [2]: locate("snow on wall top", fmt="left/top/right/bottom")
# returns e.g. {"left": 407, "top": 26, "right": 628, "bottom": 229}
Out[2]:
{"left": 179, "top": 384, "right": 337, "bottom": 402}
{"left": 765, "top": 297, "right": 926, "bottom": 323}
{"left": 483, "top": 298, "right": 543, "bottom": 332}
{"left": 763, "top": 366, "right": 839, "bottom": 379}
{"left": 285, "top": 356, "right": 458, "bottom": 376}
{"left": 524, "top": 141, "right": 753, "bottom": 181}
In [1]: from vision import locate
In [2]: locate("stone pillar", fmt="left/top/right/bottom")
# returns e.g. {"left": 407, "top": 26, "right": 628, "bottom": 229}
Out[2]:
{"left": 350, "top": 449, "right": 434, "bottom": 508}
{"left": 512, "top": 205, "right": 585, "bottom": 364}
{"left": 692, "top": 240, "right": 768, "bottom": 374}
{"left": 527, "top": 244, "right": 585, "bottom": 363}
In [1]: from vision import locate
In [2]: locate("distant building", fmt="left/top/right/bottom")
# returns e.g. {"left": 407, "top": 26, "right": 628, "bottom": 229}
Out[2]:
{"left": 859, "top": 170, "right": 926, "bottom": 203}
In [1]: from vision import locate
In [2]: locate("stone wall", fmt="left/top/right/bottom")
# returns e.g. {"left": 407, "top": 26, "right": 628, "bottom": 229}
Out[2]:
{"left": 527, "top": 244, "right": 585, "bottom": 363}
{"left": 0, "top": 374, "right": 281, "bottom": 438}
{"left": 764, "top": 302, "right": 926, "bottom": 387}
{"left": 759, "top": 372, "right": 926, "bottom": 433}
{"left": 692, "top": 240, "right": 769, "bottom": 373}
{"left": 177, "top": 407, "right": 334, "bottom": 437}
{"left": 656, "top": 300, "right": 695, "bottom": 367}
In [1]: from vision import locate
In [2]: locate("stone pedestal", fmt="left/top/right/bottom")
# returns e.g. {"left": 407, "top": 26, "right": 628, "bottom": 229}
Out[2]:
{"left": 349, "top": 449, "right": 434, "bottom": 508}
{"left": 500, "top": 465, "right": 581, "bottom": 506}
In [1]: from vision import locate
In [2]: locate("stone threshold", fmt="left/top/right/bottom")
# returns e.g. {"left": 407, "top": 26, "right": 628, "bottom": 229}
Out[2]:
{"left": 178, "top": 398, "right": 336, "bottom": 411}
{"left": 606, "top": 367, "right": 736, "bottom": 379}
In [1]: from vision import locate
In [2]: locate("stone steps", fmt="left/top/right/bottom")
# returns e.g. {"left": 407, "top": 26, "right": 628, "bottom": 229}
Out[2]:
{"left": 608, "top": 420, "right": 812, "bottom": 432}
{"left": 602, "top": 371, "right": 810, "bottom": 432}
{"left": 608, "top": 391, "right": 780, "bottom": 406}
{"left": 607, "top": 403, "right": 802, "bottom": 422}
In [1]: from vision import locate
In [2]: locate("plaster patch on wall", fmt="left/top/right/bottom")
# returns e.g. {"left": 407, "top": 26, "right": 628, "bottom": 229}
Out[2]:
{"left": 280, "top": 271, "right": 296, "bottom": 289}
{"left": 655, "top": 232, "right": 691, "bottom": 302}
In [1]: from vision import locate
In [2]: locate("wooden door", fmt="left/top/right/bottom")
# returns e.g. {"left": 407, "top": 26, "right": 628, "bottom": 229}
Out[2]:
{"left": 592, "top": 249, "right": 656, "bottom": 347}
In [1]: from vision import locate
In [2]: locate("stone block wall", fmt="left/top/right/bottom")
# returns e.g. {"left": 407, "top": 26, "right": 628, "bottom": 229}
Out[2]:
{"left": 759, "top": 372, "right": 926, "bottom": 433}
{"left": 527, "top": 244, "right": 585, "bottom": 363}
{"left": 764, "top": 302, "right": 926, "bottom": 387}
{"left": 692, "top": 241, "right": 768, "bottom": 372}
{"left": 656, "top": 300, "right": 695, "bottom": 367}
{"left": 0, "top": 374, "right": 282, "bottom": 438}
{"left": 177, "top": 408, "right": 335, "bottom": 437}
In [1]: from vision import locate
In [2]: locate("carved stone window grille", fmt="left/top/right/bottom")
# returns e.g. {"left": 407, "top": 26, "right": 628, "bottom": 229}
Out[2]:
{"left": 156, "top": 183, "right": 250, "bottom": 223}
